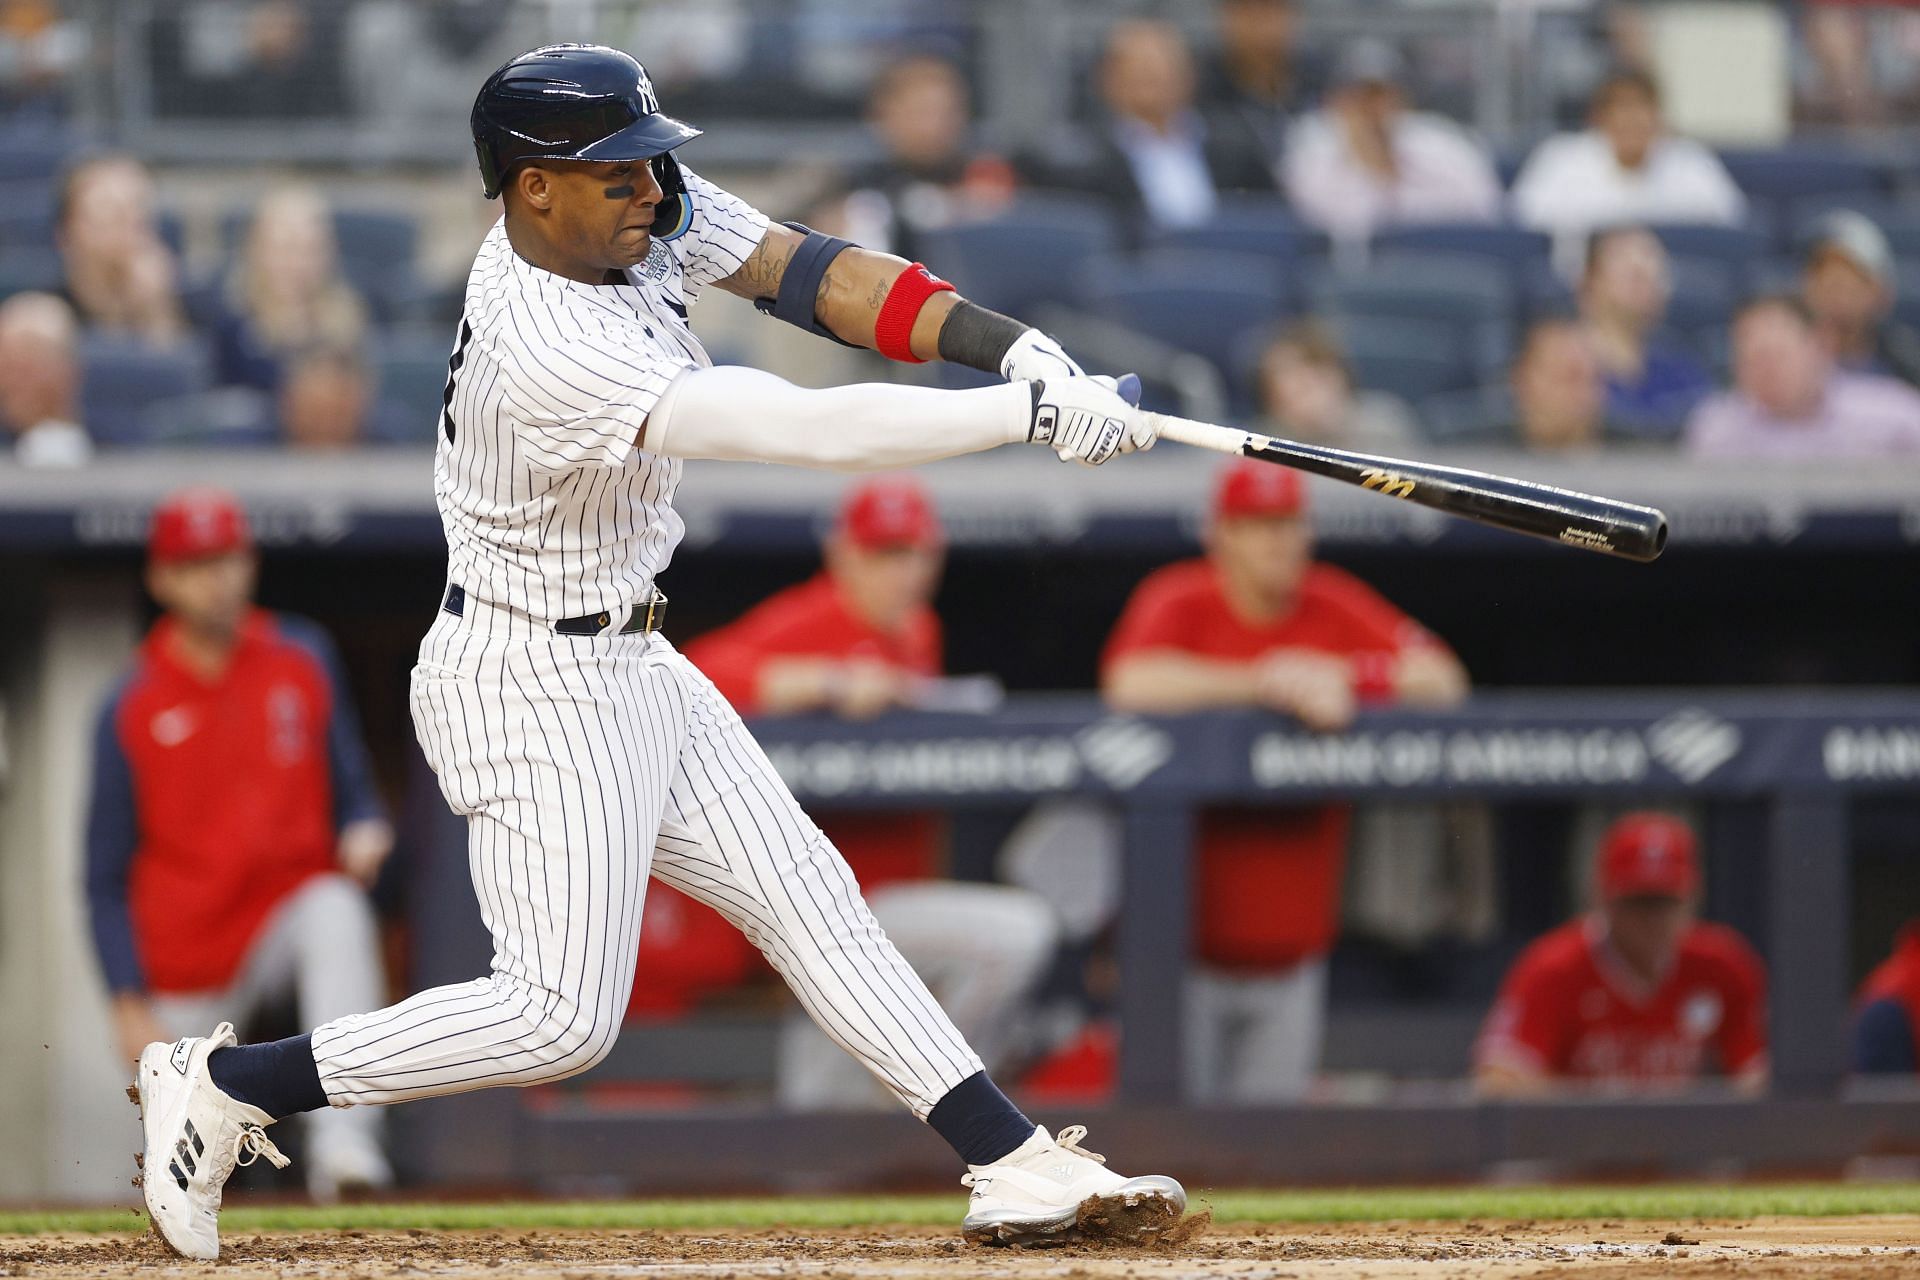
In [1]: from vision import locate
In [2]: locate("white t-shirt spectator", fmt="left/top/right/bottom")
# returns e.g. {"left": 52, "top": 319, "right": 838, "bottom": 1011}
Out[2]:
{"left": 13, "top": 419, "right": 92, "bottom": 467}
{"left": 1283, "top": 111, "right": 1502, "bottom": 241}
{"left": 1511, "top": 131, "right": 1746, "bottom": 239}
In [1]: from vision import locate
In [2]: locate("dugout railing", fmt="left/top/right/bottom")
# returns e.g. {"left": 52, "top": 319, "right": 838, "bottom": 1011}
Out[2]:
{"left": 398, "top": 691, "right": 1920, "bottom": 1190}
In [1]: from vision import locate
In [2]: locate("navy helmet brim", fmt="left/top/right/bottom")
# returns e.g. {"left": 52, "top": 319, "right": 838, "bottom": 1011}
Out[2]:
{"left": 574, "top": 112, "right": 702, "bottom": 163}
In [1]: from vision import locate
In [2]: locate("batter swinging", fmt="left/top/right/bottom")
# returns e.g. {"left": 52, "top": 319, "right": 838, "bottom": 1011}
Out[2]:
{"left": 130, "top": 43, "right": 1181, "bottom": 1259}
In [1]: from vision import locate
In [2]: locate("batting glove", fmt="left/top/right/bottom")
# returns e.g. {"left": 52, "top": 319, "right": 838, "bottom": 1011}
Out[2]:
{"left": 1000, "top": 329, "right": 1085, "bottom": 383}
{"left": 1027, "top": 378, "right": 1156, "bottom": 466}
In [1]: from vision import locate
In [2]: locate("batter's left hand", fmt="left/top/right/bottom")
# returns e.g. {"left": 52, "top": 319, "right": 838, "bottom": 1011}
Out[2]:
{"left": 1000, "top": 329, "right": 1085, "bottom": 383}
{"left": 338, "top": 818, "right": 396, "bottom": 887}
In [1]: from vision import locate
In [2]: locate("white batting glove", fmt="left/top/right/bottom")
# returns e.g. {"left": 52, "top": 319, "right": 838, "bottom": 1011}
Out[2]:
{"left": 1000, "top": 329, "right": 1085, "bottom": 383}
{"left": 1027, "top": 378, "right": 1156, "bottom": 466}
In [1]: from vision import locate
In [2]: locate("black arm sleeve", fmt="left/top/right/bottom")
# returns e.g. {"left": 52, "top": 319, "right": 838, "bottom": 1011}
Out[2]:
{"left": 936, "top": 299, "right": 1029, "bottom": 375}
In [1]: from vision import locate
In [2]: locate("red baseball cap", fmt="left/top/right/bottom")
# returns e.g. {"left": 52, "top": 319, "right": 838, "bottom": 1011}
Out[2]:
{"left": 836, "top": 475, "right": 943, "bottom": 549}
{"left": 148, "top": 487, "right": 252, "bottom": 563}
{"left": 1213, "top": 458, "right": 1307, "bottom": 520}
{"left": 1596, "top": 812, "right": 1699, "bottom": 902}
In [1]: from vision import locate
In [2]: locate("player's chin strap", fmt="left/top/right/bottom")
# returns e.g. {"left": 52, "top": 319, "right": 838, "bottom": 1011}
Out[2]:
{"left": 754, "top": 221, "right": 863, "bottom": 347}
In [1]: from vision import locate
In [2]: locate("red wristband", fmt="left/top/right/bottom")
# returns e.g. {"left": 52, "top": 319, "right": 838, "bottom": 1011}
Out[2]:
{"left": 874, "top": 263, "right": 955, "bottom": 363}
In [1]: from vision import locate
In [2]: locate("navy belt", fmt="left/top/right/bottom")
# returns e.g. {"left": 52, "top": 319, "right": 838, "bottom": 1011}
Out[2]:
{"left": 441, "top": 584, "right": 668, "bottom": 636}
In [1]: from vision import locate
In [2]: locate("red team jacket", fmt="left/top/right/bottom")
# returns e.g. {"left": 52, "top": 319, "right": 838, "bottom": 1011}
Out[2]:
{"left": 86, "top": 611, "right": 383, "bottom": 994}
{"left": 1857, "top": 922, "right": 1920, "bottom": 1066}
{"left": 625, "top": 573, "right": 943, "bottom": 1019}
{"left": 1474, "top": 917, "right": 1769, "bottom": 1083}
{"left": 1101, "top": 558, "right": 1449, "bottom": 971}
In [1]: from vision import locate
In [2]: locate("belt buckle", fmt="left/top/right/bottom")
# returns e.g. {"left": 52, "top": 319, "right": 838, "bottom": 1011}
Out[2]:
{"left": 642, "top": 589, "right": 666, "bottom": 632}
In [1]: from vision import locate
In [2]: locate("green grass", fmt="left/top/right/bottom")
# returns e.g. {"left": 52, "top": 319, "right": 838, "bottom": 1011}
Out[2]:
{"left": 4, "top": 1183, "right": 1918, "bottom": 1237}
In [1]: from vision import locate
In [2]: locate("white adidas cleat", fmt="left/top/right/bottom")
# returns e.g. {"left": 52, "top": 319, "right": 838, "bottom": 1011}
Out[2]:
{"left": 961, "top": 1124, "right": 1186, "bottom": 1246}
{"left": 131, "top": 1022, "right": 290, "bottom": 1260}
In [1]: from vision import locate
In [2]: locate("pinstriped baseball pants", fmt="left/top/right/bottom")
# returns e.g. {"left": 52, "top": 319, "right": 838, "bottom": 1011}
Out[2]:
{"left": 308, "top": 606, "right": 983, "bottom": 1117}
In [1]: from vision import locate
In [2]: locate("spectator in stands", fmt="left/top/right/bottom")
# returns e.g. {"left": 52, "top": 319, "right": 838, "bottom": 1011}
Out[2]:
{"left": 0, "top": 0, "right": 85, "bottom": 119}
{"left": 85, "top": 488, "right": 394, "bottom": 1200}
{"left": 1508, "top": 317, "right": 1606, "bottom": 450}
{"left": 685, "top": 476, "right": 1057, "bottom": 1109}
{"left": 1801, "top": 210, "right": 1920, "bottom": 390}
{"left": 56, "top": 153, "right": 189, "bottom": 347}
{"left": 1281, "top": 39, "right": 1501, "bottom": 243}
{"left": 0, "top": 290, "right": 90, "bottom": 466}
{"left": 277, "top": 345, "right": 403, "bottom": 449}
{"left": 1198, "top": 0, "right": 1322, "bottom": 166}
{"left": 1578, "top": 227, "right": 1712, "bottom": 439}
{"left": 1511, "top": 69, "right": 1746, "bottom": 262}
{"left": 1797, "top": 2, "right": 1920, "bottom": 128}
{"left": 1034, "top": 20, "right": 1276, "bottom": 231}
{"left": 1854, "top": 920, "right": 1920, "bottom": 1074}
{"left": 1255, "top": 320, "right": 1420, "bottom": 452}
{"left": 1687, "top": 295, "right": 1920, "bottom": 459}
{"left": 218, "top": 184, "right": 369, "bottom": 390}
{"left": 1474, "top": 813, "right": 1768, "bottom": 1094}
{"left": 1101, "top": 460, "right": 1468, "bottom": 1101}
{"left": 833, "top": 54, "right": 1015, "bottom": 258}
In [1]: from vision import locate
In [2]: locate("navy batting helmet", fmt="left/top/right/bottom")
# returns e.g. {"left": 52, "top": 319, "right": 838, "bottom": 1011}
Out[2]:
{"left": 470, "top": 43, "right": 699, "bottom": 241}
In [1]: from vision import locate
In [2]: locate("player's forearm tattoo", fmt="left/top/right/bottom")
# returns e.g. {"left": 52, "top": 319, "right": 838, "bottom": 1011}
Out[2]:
{"left": 732, "top": 233, "right": 796, "bottom": 300}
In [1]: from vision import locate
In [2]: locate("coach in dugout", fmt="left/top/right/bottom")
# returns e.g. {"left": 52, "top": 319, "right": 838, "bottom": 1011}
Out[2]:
{"left": 1100, "top": 459, "right": 1468, "bottom": 1101}
{"left": 1474, "top": 812, "right": 1769, "bottom": 1094}
{"left": 1853, "top": 921, "right": 1920, "bottom": 1073}
{"left": 685, "top": 475, "right": 1058, "bottom": 1109}
{"left": 85, "top": 487, "right": 394, "bottom": 1199}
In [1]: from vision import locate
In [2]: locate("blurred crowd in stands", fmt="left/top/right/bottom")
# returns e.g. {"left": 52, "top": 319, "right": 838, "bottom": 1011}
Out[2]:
{"left": 7, "top": 1, "right": 1920, "bottom": 465}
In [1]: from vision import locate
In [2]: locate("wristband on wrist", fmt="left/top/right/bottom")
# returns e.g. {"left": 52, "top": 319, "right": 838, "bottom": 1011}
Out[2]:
{"left": 874, "top": 263, "right": 956, "bottom": 362}
{"left": 936, "top": 299, "right": 1030, "bottom": 373}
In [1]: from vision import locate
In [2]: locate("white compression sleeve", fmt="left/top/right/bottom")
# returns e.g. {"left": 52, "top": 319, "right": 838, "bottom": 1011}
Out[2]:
{"left": 645, "top": 365, "right": 1033, "bottom": 471}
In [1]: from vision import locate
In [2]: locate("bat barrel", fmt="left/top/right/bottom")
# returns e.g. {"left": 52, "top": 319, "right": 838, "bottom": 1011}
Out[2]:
{"left": 1247, "top": 439, "right": 1669, "bottom": 563}
{"left": 1146, "top": 414, "right": 1668, "bottom": 563}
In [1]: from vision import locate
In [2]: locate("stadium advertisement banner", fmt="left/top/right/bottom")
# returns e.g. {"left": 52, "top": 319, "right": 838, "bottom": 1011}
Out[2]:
{"left": 753, "top": 699, "right": 1920, "bottom": 801}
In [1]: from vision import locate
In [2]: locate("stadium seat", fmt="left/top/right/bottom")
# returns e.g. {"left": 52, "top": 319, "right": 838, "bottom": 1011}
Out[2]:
{"left": 1309, "top": 252, "right": 1515, "bottom": 380}
{"left": 0, "top": 179, "right": 55, "bottom": 250}
{"left": 912, "top": 194, "right": 1118, "bottom": 318}
{"left": 1371, "top": 223, "right": 1552, "bottom": 290}
{"left": 79, "top": 336, "right": 214, "bottom": 446}
{"left": 1418, "top": 386, "right": 1515, "bottom": 445}
{"left": 1717, "top": 147, "right": 1892, "bottom": 202}
{"left": 1075, "top": 249, "right": 1290, "bottom": 406}
{"left": 1643, "top": 223, "right": 1768, "bottom": 277}
{"left": 141, "top": 387, "right": 277, "bottom": 448}
{"left": 0, "top": 246, "right": 63, "bottom": 302}
{"left": 372, "top": 330, "right": 457, "bottom": 444}
{"left": 1331, "top": 315, "right": 1477, "bottom": 402}
{"left": 1661, "top": 256, "right": 1742, "bottom": 338}
{"left": 0, "top": 128, "right": 70, "bottom": 181}
{"left": 1151, "top": 197, "right": 1327, "bottom": 267}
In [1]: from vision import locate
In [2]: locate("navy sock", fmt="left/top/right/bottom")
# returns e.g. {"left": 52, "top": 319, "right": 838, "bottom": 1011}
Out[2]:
{"left": 927, "top": 1070, "right": 1035, "bottom": 1167}
{"left": 207, "top": 1034, "right": 329, "bottom": 1120}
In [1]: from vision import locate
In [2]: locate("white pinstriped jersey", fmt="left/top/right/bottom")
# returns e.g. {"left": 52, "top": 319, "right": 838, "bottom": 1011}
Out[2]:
{"left": 435, "top": 168, "right": 770, "bottom": 620}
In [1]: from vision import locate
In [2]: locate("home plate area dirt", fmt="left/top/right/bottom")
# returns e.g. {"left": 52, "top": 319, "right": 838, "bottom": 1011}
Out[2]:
{"left": 4, "top": 1217, "right": 1918, "bottom": 1279}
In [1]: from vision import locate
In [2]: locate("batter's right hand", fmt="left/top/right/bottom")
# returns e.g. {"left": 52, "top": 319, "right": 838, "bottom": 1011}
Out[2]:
{"left": 1027, "top": 378, "right": 1155, "bottom": 466}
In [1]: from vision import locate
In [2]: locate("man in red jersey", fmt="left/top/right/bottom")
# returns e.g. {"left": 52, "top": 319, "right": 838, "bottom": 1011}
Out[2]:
{"left": 685, "top": 475, "right": 1057, "bottom": 1108}
{"left": 1101, "top": 458, "right": 1468, "bottom": 1100}
{"left": 1854, "top": 921, "right": 1920, "bottom": 1073}
{"left": 1474, "top": 812, "right": 1769, "bottom": 1094}
{"left": 85, "top": 488, "right": 394, "bottom": 1198}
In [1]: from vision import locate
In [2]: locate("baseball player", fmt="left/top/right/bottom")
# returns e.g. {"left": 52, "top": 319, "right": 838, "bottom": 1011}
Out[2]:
{"left": 131, "top": 43, "right": 1180, "bottom": 1260}
{"left": 1473, "top": 813, "right": 1769, "bottom": 1093}
{"left": 91, "top": 488, "right": 393, "bottom": 1201}
{"left": 686, "top": 475, "right": 1059, "bottom": 1109}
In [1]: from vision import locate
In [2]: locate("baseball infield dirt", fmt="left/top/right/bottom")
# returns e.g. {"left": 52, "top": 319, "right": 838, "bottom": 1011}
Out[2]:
{"left": 3, "top": 1216, "right": 1917, "bottom": 1279}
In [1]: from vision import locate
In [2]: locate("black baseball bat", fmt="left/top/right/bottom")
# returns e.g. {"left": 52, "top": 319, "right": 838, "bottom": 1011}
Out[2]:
{"left": 1149, "top": 414, "right": 1668, "bottom": 563}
